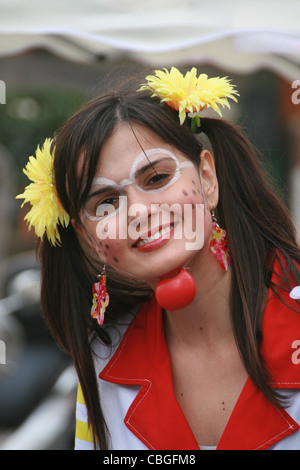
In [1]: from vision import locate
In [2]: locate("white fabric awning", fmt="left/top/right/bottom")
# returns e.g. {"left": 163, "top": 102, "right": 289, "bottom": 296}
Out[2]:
{"left": 0, "top": 0, "right": 300, "bottom": 80}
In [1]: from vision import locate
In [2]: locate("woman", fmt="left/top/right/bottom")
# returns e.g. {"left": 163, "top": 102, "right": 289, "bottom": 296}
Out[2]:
{"left": 17, "top": 67, "right": 300, "bottom": 450}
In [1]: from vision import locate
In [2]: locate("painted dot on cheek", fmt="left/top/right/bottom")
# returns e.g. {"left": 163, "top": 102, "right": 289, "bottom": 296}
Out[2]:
{"left": 105, "top": 244, "right": 110, "bottom": 250}
{"left": 113, "top": 257, "right": 119, "bottom": 263}
{"left": 182, "top": 189, "right": 188, "bottom": 196}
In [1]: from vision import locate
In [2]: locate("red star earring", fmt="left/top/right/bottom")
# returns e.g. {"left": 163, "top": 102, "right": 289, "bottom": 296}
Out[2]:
{"left": 210, "top": 210, "right": 230, "bottom": 272}
{"left": 90, "top": 266, "right": 109, "bottom": 325}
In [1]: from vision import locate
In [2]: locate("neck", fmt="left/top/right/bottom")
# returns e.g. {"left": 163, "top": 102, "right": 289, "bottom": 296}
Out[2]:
{"left": 163, "top": 247, "right": 233, "bottom": 349}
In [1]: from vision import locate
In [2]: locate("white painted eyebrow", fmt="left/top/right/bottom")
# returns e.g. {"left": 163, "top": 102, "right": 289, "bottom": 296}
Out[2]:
{"left": 90, "top": 148, "right": 194, "bottom": 190}
{"left": 91, "top": 148, "right": 178, "bottom": 188}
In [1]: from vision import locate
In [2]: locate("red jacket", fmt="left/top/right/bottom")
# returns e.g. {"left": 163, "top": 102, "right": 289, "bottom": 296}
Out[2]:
{"left": 75, "top": 256, "right": 300, "bottom": 450}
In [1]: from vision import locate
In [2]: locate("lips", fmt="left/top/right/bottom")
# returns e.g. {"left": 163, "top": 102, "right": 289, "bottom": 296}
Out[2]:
{"left": 133, "top": 223, "right": 175, "bottom": 252}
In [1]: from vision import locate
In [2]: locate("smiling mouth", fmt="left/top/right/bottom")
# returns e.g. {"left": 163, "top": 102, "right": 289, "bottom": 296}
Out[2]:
{"left": 133, "top": 223, "right": 175, "bottom": 249}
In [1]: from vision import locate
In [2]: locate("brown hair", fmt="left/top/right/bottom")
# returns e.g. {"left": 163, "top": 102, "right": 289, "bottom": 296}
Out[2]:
{"left": 37, "top": 88, "right": 300, "bottom": 449}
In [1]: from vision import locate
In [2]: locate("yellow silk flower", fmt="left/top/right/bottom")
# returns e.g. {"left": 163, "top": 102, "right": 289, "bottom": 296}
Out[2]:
{"left": 139, "top": 67, "right": 239, "bottom": 125}
{"left": 16, "top": 138, "right": 70, "bottom": 246}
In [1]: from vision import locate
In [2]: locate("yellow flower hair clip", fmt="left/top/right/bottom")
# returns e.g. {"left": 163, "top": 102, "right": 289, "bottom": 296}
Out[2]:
{"left": 139, "top": 67, "right": 239, "bottom": 131}
{"left": 16, "top": 138, "right": 70, "bottom": 246}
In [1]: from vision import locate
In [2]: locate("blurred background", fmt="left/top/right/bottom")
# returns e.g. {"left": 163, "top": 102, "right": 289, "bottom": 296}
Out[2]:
{"left": 0, "top": 0, "right": 299, "bottom": 450}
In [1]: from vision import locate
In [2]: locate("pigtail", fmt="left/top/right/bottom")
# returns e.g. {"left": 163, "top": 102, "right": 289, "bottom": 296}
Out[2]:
{"left": 200, "top": 117, "right": 300, "bottom": 406}
{"left": 37, "top": 224, "right": 110, "bottom": 449}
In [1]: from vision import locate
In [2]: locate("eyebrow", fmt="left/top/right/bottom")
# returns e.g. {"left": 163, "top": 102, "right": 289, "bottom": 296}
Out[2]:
{"left": 87, "top": 156, "right": 175, "bottom": 200}
{"left": 86, "top": 185, "right": 117, "bottom": 201}
{"left": 134, "top": 157, "right": 172, "bottom": 178}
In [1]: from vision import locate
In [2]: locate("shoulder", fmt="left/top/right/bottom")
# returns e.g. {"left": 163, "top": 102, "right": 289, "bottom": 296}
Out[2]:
{"left": 91, "top": 310, "right": 137, "bottom": 376}
{"left": 261, "top": 253, "right": 300, "bottom": 387}
{"left": 74, "top": 309, "right": 138, "bottom": 450}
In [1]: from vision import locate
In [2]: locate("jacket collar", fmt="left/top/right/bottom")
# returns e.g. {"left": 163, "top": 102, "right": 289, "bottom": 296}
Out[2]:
{"left": 100, "top": 257, "right": 300, "bottom": 450}
{"left": 261, "top": 256, "right": 300, "bottom": 389}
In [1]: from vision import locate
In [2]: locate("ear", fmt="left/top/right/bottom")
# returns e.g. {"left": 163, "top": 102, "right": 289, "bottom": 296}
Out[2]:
{"left": 71, "top": 217, "right": 88, "bottom": 239}
{"left": 71, "top": 217, "right": 84, "bottom": 235}
{"left": 199, "top": 150, "right": 218, "bottom": 210}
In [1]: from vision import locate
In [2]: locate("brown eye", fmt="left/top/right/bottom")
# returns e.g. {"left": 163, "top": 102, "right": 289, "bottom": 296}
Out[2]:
{"left": 85, "top": 189, "right": 121, "bottom": 219}
{"left": 95, "top": 198, "right": 119, "bottom": 217}
{"left": 146, "top": 173, "right": 170, "bottom": 187}
{"left": 136, "top": 156, "right": 178, "bottom": 191}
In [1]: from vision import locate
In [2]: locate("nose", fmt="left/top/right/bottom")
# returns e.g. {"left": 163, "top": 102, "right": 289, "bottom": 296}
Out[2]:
{"left": 126, "top": 185, "right": 154, "bottom": 225}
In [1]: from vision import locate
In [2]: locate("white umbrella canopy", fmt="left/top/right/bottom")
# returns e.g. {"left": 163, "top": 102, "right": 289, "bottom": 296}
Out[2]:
{"left": 0, "top": 0, "right": 299, "bottom": 80}
{"left": 1, "top": 0, "right": 300, "bottom": 235}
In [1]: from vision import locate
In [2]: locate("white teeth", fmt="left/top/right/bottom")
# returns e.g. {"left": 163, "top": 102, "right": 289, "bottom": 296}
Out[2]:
{"left": 160, "top": 227, "right": 169, "bottom": 236}
{"left": 136, "top": 225, "right": 173, "bottom": 247}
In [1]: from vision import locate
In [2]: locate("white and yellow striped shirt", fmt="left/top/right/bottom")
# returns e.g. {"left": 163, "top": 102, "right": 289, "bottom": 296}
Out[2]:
{"left": 74, "top": 384, "right": 95, "bottom": 450}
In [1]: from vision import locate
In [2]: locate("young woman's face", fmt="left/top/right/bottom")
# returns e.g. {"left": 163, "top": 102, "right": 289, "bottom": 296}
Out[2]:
{"left": 81, "top": 123, "right": 216, "bottom": 281}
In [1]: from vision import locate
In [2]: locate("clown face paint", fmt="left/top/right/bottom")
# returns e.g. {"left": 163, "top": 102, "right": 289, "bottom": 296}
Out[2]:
{"left": 83, "top": 148, "right": 194, "bottom": 222}
{"left": 83, "top": 148, "right": 204, "bottom": 251}
{"left": 81, "top": 123, "right": 210, "bottom": 280}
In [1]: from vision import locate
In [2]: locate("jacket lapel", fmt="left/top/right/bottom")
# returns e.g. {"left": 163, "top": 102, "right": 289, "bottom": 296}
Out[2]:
{"left": 100, "top": 297, "right": 199, "bottom": 450}
{"left": 218, "top": 257, "right": 300, "bottom": 449}
{"left": 217, "top": 378, "right": 299, "bottom": 450}
{"left": 100, "top": 257, "right": 300, "bottom": 450}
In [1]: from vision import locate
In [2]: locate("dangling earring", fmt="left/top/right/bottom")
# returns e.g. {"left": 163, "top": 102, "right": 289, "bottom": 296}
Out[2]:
{"left": 90, "top": 266, "right": 109, "bottom": 325}
{"left": 210, "top": 210, "right": 231, "bottom": 272}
